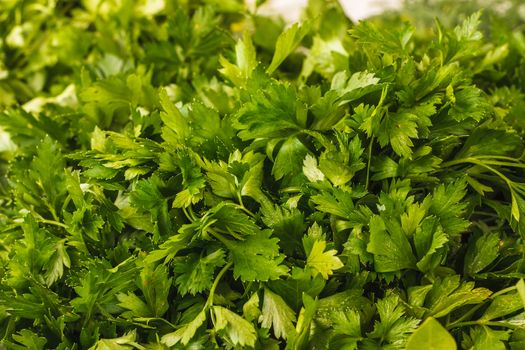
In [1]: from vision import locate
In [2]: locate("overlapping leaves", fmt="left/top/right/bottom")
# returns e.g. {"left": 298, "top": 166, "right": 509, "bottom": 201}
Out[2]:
{"left": 1, "top": 0, "right": 525, "bottom": 349}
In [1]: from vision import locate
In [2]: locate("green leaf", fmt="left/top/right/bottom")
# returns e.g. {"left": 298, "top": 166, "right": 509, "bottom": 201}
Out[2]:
{"left": 260, "top": 288, "right": 297, "bottom": 340}
{"left": 213, "top": 306, "right": 258, "bottom": 347}
{"left": 456, "top": 128, "right": 521, "bottom": 158}
{"left": 332, "top": 308, "right": 361, "bottom": 337}
{"left": 378, "top": 112, "right": 419, "bottom": 159}
{"left": 220, "top": 33, "right": 257, "bottom": 86}
{"left": 267, "top": 267, "right": 325, "bottom": 311}
{"left": 145, "top": 231, "right": 192, "bottom": 264}
{"left": 289, "top": 293, "right": 319, "bottom": 349}
{"left": 261, "top": 203, "right": 307, "bottom": 256}
{"left": 469, "top": 326, "right": 509, "bottom": 350}
{"left": 464, "top": 232, "right": 500, "bottom": 275}
{"left": 267, "top": 21, "right": 311, "bottom": 74}
{"left": 3, "top": 2, "right": 525, "bottom": 348}
{"left": 318, "top": 135, "right": 365, "bottom": 186}
{"left": 225, "top": 230, "right": 289, "bottom": 282}
{"left": 210, "top": 203, "right": 260, "bottom": 237}
{"left": 8, "top": 329, "right": 48, "bottom": 350}
{"left": 350, "top": 21, "right": 414, "bottom": 55}
{"left": 367, "top": 216, "right": 417, "bottom": 272}
{"left": 159, "top": 88, "right": 189, "bottom": 142}
{"left": 426, "top": 275, "right": 492, "bottom": 318}
{"left": 90, "top": 330, "right": 142, "bottom": 350}
{"left": 172, "top": 151, "right": 206, "bottom": 208}
{"left": 173, "top": 249, "right": 226, "bottom": 296}
{"left": 333, "top": 70, "right": 383, "bottom": 105}
{"left": 454, "top": 11, "right": 483, "bottom": 42}
{"left": 401, "top": 202, "right": 428, "bottom": 237}
{"left": 243, "top": 292, "right": 261, "bottom": 322}
{"left": 516, "top": 279, "right": 525, "bottom": 308}
{"left": 414, "top": 216, "right": 448, "bottom": 272}
{"left": 406, "top": 317, "right": 457, "bottom": 350}
{"left": 43, "top": 239, "right": 70, "bottom": 287}
{"left": 428, "top": 179, "right": 469, "bottom": 236}
{"left": 272, "top": 136, "right": 308, "bottom": 180}
{"left": 303, "top": 155, "right": 325, "bottom": 182}
{"left": 130, "top": 175, "right": 165, "bottom": 211}
{"left": 368, "top": 294, "right": 419, "bottom": 346}
{"left": 162, "top": 310, "right": 206, "bottom": 346}
{"left": 235, "top": 78, "right": 304, "bottom": 140}
{"left": 310, "top": 187, "right": 356, "bottom": 218}
{"left": 139, "top": 264, "right": 172, "bottom": 317}
{"left": 117, "top": 292, "right": 152, "bottom": 318}
{"left": 305, "top": 239, "right": 344, "bottom": 279}
{"left": 480, "top": 291, "right": 523, "bottom": 322}
{"left": 448, "top": 85, "right": 488, "bottom": 122}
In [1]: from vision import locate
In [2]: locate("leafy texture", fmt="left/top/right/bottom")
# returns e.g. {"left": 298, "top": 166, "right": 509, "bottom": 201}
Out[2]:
{"left": 367, "top": 216, "right": 417, "bottom": 272}
{"left": 1, "top": 0, "right": 525, "bottom": 348}
{"left": 226, "top": 230, "right": 288, "bottom": 282}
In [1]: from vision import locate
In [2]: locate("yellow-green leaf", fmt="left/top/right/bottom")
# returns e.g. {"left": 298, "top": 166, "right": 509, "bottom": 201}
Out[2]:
{"left": 407, "top": 317, "right": 457, "bottom": 350}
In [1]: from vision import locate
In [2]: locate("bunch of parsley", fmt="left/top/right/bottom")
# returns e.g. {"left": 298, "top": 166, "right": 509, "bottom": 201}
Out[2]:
{"left": 1, "top": 0, "right": 525, "bottom": 348}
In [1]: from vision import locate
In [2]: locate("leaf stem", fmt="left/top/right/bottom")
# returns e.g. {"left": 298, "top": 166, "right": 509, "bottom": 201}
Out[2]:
{"left": 448, "top": 320, "right": 520, "bottom": 330}
{"left": 61, "top": 195, "right": 72, "bottom": 213}
{"left": 32, "top": 210, "right": 68, "bottom": 229}
{"left": 446, "top": 285, "right": 517, "bottom": 329}
{"left": 366, "top": 136, "right": 374, "bottom": 190}
{"left": 234, "top": 202, "right": 257, "bottom": 219}
{"left": 38, "top": 218, "right": 69, "bottom": 229}
{"left": 442, "top": 157, "right": 516, "bottom": 187}
{"left": 182, "top": 206, "right": 198, "bottom": 222}
{"left": 446, "top": 304, "right": 485, "bottom": 328}
{"left": 188, "top": 205, "right": 198, "bottom": 221}
{"left": 490, "top": 285, "right": 517, "bottom": 298}
{"left": 208, "top": 228, "right": 230, "bottom": 245}
{"left": 206, "top": 261, "right": 233, "bottom": 309}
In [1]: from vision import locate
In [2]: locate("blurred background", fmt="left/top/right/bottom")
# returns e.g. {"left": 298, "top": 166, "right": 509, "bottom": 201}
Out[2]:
{"left": 249, "top": 0, "right": 525, "bottom": 25}
{"left": 253, "top": 0, "right": 402, "bottom": 22}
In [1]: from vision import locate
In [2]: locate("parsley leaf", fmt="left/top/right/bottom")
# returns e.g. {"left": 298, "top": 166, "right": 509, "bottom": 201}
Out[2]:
{"left": 2, "top": 1, "right": 525, "bottom": 348}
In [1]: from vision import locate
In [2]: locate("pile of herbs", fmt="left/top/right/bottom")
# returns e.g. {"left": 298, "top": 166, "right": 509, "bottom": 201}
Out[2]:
{"left": 1, "top": 0, "right": 525, "bottom": 348}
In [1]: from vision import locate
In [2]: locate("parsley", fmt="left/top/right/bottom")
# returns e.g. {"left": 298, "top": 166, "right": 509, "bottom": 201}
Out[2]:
{"left": 1, "top": 0, "right": 525, "bottom": 348}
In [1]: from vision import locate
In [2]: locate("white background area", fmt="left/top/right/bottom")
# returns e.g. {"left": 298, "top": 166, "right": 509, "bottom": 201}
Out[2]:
{"left": 255, "top": 0, "right": 403, "bottom": 22}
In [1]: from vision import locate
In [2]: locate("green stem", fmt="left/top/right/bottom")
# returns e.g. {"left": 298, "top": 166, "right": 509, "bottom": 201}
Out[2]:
{"left": 46, "top": 203, "right": 60, "bottom": 222}
{"left": 206, "top": 262, "right": 233, "bottom": 309}
{"left": 446, "top": 304, "right": 485, "bottom": 329}
{"left": 442, "top": 157, "right": 515, "bottom": 187}
{"left": 279, "top": 186, "right": 302, "bottom": 194}
{"left": 475, "top": 155, "right": 524, "bottom": 162}
{"left": 208, "top": 228, "right": 230, "bottom": 245}
{"left": 133, "top": 316, "right": 177, "bottom": 329}
{"left": 32, "top": 211, "right": 68, "bottom": 229}
{"left": 449, "top": 320, "right": 520, "bottom": 330}
{"left": 481, "top": 160, "right": 525, "bottom": 169}
{"left": 182, "top": 206, "right": 197, "bottom": 222}
{"left": 447, "top": 285, "right": 517, "bottom": 329}
{"left": 187, "top": 205, "right": 198, "bottom": 221}
{"left": 38, "top": 218, "right": 69, "bottom": 229}
{"left": 234, "top": 203, "right": 256, "bottom": 219}
{"left": 472, "top": 211, "right": 500, "bottom": 218}
{"left": 366, "top": 136, "right": 374, "bottom": 191}
{"left": 491, "top": 285, "right": 517, "bottom": 298}
{"left": 61, "top": 195, "right": 72, "bottom": 213}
